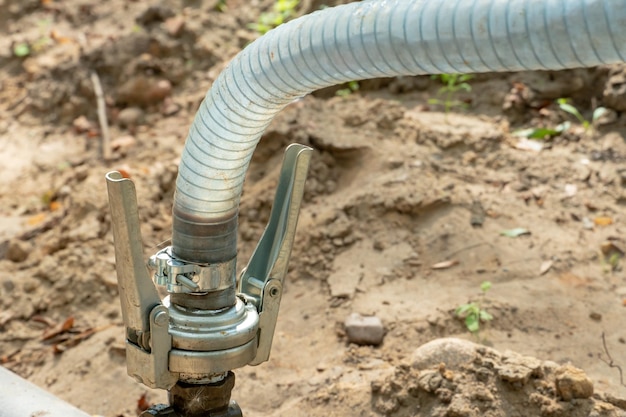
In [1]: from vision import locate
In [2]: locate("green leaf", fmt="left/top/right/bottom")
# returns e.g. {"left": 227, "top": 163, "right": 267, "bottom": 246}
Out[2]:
{"left": 500, "top": 228, "right": 530, "bottom": 238}
{"left": 558, "top": 102, "right": 580, "bottom": 117}
{"left": 555, "top": 121, "right": 571, "bottom": 132}
{"left": 465, "top": 315, "right": 479, "bottom": 333}
{"left": 480, "top": 281, "right": 492, "bottom": 293}
{"left": 455, "top": 304, "right": 472, "bottom": 316}
{"left": 13, "top": 43, "right": 30, "bottom": 57}
{"left": 592, "top": 107, "right": 608, "bottom": 122}
{"left": 347, "top": 81, "right": 360, "bottom": 92}
{"left": 526, "top": 128, "right": 560, "bottom": 139}
{"left": 479, "top": 310, "right": 493, "bottom": 322}
{"left": 513, "top": 122, "right": 569, "bottom": 140}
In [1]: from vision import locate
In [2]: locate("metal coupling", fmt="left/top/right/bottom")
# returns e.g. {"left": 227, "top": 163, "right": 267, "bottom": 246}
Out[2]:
{"left": 105, "top": 144, "right": 312, "bottom": 412}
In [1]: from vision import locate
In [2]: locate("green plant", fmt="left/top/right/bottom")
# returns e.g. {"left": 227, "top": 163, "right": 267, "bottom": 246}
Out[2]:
{"left": 557, "top": 98, "right": 607, "bottom": 131}
{"left": 336, "top": 80, "right": 360, "bottom": 97}
{"left": 249, "top": 0, "right": 299, "bottom": 35}
{"left": 512, "top": 121, "right": 570, "bottom": 140}
{"left": 13, "top": 42, "right": 30, "bottom": 57}
{"left": 428, "top": 73, "right": 473, "bottom": 113}
{"left": 215, "top": 0, "right": 227, "bottom": 12}
{"left": 455, "top": 281, "right": 493, "bottom": 335}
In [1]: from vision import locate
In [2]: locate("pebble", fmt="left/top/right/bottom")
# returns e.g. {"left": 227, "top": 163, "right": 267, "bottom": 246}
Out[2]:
{"left": 344, "top": 313, "right": 385, "bottom": 346}
{"left": 117, "top": 107, "right": 145, "bottom": 127}
{"left": 589, "top": 312, "right": 602, "bottom": 322}
{"left": 412, "top": 338, "right": 483, "bottom": 370}
{"left": 554, "top": 364, "right": 594, "bottom": 401}
{"left": 3, "top": 239, "right": 29, "bottom": 263}
{"left": 111, "top": 135, "right": 137, "bottom": 152}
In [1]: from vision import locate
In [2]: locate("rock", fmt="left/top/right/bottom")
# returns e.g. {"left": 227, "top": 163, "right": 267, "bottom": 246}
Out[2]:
{"left": 72, "top": 115, "right": 94, "bottom": 133}
{"left": 117, "top": 77, "right": 172, "bottom": 107}
{"left": 136, "top": 5, "right": 175, "bottom": 25}
{"left": 554, "top": 364, "right": 594, "bottom": 401}
{"left": 344, "top": 313, "right": 385, "bottom": 346}
{"left": 163, "top": 16, "right": 185, "bottom": 37}
{"left": 603, "top": 66, "right": 626, "bottom": 112}
{"left": 4, "top": 239, "right": 29, "bottom": 263}
{"left": 412, "top": 338, "right": 480, "bottom": 370}
{"left": 111, "top": 135, "right": 137, "bottom": 153}
{"left": 497, "top": 352, "right": 542, "bottom": 386}
{"left": 117, "top": 107, "right": 145, "bottom": 127}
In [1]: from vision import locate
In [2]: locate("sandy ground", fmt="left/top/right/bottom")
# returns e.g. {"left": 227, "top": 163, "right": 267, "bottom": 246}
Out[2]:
{"left": 1, "top": 0, "right": 626, "bottom": 416}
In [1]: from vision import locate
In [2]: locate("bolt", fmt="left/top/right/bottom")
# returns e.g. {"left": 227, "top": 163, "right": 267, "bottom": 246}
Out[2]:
{"left": 154, "top": 311, "right": 168, "bottom": 326}
{"left": 269, "top": 287, "right": 279, "bottom": 297}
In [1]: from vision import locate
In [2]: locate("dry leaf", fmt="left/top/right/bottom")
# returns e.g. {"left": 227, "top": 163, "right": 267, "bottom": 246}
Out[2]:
{"left": 117, "top": 168, "right": 131, "bottom": 178}
{"left": 137, "top": 393, "right": 150, "bottom": 412}
{"left": 49, "top": 201, "right": 62, "bottom": 211}
{"left": 431, "top": 260, "right": 459, "bottom": 270}
{"left": 539, "top": 260, "right": 553, "bottom": 276}
{"left": 1, "top": 349, "right": 20, "bottom": 364}
{"left": 594, "top": 217, "right": 613, "bottom": 226}
{"left": 27, "top": 213, "right": 47, "bottom": 226}
{"left": 52, "top": 324, "right": 113, "bottom": 354}
{"left": 42, "top": 316, "right": 74, "bottom": 341}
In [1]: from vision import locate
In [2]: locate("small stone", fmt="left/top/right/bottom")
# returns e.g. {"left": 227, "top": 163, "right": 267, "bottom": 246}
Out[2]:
{"left": 386, "top": 158, "right": 404, "bottom": 169}
{"left": 72, "top": 115, "right": 94, "bottom": 133}
{"left": 603, "top": 68, "right": 626, "bottom": 112}
{"left": 163, "top": 16, "right": 185, "bottom": 37}
{"left": 117, "top": 107, "right": 145, "bottom": 128}
{"left": 344, "top": 313, "right": 385, "bottom": 346}
{"left": 589, "top": 312, "right": 602, "bottom": 322}
{"left": 412, "top": 338, "right": 481, "bottom": 370}
{"left": 5, "top": 240, "right": 29, "bottom": 263}
{"left": 554, "top": 364, "right": 594, "bottom": 401}
{"left": 161, "top": 98, "right": 181, "bottom": 116}
{"left": 111, "top": 135, "right": 137, "bottom": 152}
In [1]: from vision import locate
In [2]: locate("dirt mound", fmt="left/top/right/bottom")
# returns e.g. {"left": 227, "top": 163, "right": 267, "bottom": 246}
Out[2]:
{"left": 373, "top": 338, "right": 626, "bottom": 417}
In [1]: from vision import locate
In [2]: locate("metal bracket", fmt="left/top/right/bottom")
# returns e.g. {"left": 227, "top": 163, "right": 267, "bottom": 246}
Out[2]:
{"left": 239, "top": 143, "right": 313, "bottom": 364}
{"left": 106, "top": 171, "right": 161, "bottom": 349}
{"left": 126, "top": 305, "right": 178, "bottom": 389}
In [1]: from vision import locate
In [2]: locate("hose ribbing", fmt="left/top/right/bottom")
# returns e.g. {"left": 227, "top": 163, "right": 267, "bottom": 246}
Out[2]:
{"left": 172, "top": 0, "right": 626, "bottom": 262}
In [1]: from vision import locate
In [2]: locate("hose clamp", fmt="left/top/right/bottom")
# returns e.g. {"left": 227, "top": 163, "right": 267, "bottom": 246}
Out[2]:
{"left": 148, "top": 247, "right": 235, "bottom": 294}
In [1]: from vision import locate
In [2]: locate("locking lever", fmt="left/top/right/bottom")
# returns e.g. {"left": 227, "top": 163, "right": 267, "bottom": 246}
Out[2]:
{"left": 239, "top": 143, "right": 312, "bottom": 365}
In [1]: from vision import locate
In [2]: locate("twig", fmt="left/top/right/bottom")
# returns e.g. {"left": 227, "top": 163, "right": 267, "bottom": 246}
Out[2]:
{"left": 598, "top": 332, "right": 626, "bottom": 387}
{"left": 90, "top": 71, "right": 112, "bottom": 161}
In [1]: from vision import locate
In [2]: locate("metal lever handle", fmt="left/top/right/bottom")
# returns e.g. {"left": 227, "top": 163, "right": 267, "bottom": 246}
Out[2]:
{"left": 239, "top": 143, "right": 313, "bottom": 365}
{"left": 105, "top": 172, "right": 161, "bottom": 349}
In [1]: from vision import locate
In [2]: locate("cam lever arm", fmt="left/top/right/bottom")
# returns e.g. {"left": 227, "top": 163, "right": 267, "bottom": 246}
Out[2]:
{"left": 239, "top": 143, "right": 313, "bottom": 365}
{"left": 105, "top": 172, "right": 161, "bottom": 348}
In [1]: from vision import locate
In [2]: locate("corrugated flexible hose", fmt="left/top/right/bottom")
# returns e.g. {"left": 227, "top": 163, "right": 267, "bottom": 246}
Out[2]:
{"left": 172, "top": 0, "right": 626, "bottom": 262}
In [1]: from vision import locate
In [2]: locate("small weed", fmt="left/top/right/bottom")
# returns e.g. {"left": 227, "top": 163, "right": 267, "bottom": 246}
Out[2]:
{"left": 428, "top": 73, "right": 473, "bottom": 113}
{"left": 557, "top": 98, "right": 607, "bottom": 131}
{"left": 13, "top": 42, "right": 31, "bottom": 57}
{"left": 455, "top": 281, "right": 493, "bottom": 335}
{"left": 336, "top": 81, "right": 360, "bottom": 97}
{"left": 215, "top": 0, "right": 227, "bottom": 12}
{"left": 513, "top": 122, "right": 570, "bottom": 141}
{"left": 249, "top": 0, "right": 299, "bottom": 35}
{"left": 12, "top": 19, "right": 54, "bottom": 57}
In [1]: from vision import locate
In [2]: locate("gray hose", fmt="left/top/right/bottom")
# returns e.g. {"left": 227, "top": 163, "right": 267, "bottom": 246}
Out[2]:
{"left": 172, "top": 0, "right": 626, "bottom": 262}
{"left": 0, "top": 366, "right": 91, "bottom": 417}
